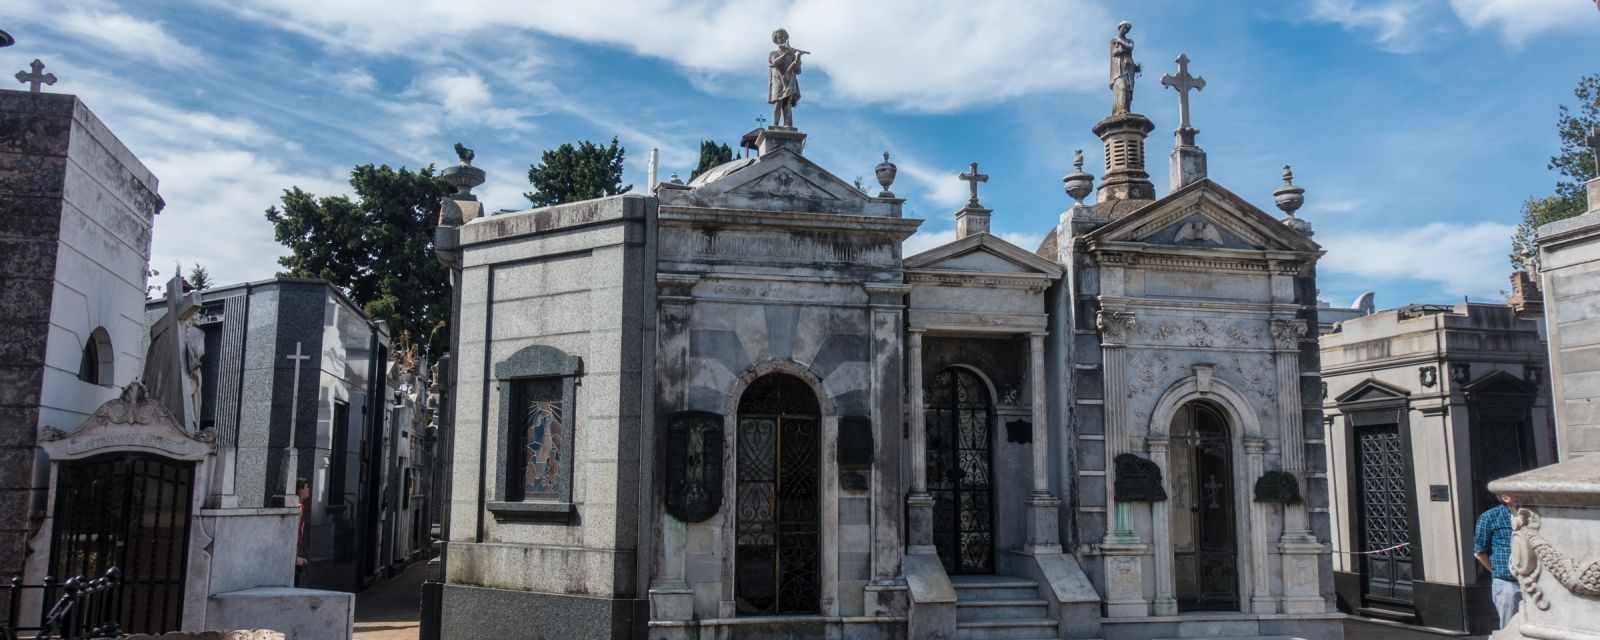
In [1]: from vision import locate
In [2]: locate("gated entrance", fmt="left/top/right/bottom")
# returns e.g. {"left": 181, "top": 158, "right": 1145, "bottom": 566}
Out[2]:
{"left": 1355, "top": 423, "right": 1416, "bottom": 608}
{"left": 734, "top": 373, "right": 820, "bottom": 615}
{"left": 1172, "top": 402, "right": 1239, "bottom": 612}
{"left": 49, "top": 453, "right": 194, "bottom": 634}
{"left": 925, "top": 367, "right": 995, "bottom": 575}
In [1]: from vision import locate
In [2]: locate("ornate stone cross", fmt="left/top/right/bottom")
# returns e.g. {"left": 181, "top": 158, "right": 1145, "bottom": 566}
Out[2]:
{"left": 15, "top": 59, "right": 56, "bottom": 93}
{"left": 279, "top": 341, "right": 312, "bottom": 504}
{"left": 1161, "top": 53, "right": 1205, "bottom": 132}
{"left": 959, "top": 161, "right": 989, "bottom": 207}
{"left": 1587, "top": 125, "right": 1600, "bottom": 175}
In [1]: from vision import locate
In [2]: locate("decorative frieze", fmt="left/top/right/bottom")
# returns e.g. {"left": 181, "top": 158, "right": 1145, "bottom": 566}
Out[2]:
{"left": 1511, "top": 508, "right": 1600, "bottom": 610}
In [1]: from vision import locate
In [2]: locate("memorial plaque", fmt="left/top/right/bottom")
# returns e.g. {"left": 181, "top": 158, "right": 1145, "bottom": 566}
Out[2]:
{"left": 1114, "top": 453, "right": 1167, "bottom": 502}
{"left": 1252, "top": 470, "right": 1302, "bottom": 504}
{"left": 1006, "top": 419, "right": 1031, "bottom": 444}
{"left": 665, "top": 411, "right": 724, "bottom": 523}
{"left": 839, "top": 416, "right": 873, "bottom": 467}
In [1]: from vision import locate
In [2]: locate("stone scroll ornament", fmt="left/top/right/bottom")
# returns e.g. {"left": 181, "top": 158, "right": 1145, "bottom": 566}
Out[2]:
{"left": 1253, "top": 470, "right": 1302, "bottom": 504}
{"left": 1510, "top": 508, "right": 1600, "bottom": 610}
{"left": 665, "top": 411, "right": 724, "bottom": 523}
{"left": 1113, "top": 453, "right": 1167, "bottom": 502}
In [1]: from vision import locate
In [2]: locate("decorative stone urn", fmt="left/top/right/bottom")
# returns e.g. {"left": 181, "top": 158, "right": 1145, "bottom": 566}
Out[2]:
{"left": 1063, "top": 149, "right": 1094, "bottom": 205}
{"left": 1274, "top": 164, "right": 1311, "bottom": 236}
{"left": 442, "top": 164, "right": 486, "bottom": 200}
{"left": 875, "top": 151, "right": 897, "bottom": 198}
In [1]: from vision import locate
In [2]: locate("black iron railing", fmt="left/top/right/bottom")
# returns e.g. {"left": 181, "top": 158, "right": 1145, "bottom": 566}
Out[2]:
{"left": 1, "top": 568, "right": 121, "bottom": 640}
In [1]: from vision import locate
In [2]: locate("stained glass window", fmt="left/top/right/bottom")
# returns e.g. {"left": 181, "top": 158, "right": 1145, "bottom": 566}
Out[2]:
{"left": 512, "top": 378, "right": 566, "bottom": 500}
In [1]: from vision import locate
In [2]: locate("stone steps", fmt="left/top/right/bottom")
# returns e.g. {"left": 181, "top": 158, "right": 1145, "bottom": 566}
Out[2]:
{"left": 951, "top": 576, "right": 1059, "bottom": 640}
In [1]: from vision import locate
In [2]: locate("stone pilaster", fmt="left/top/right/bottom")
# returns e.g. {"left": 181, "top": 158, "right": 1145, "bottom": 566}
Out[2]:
{"left": 1148, "top": 436, "right": 1177, "bottom": 615}
{"left": 1025, "top": 332, "right": 1061, "bottom": 553}
{"left": 648, "top": 275, "right": 697, "bottom": 621}
{"left": 1098, "top": 310, "right": 1136, "bottom": 541}
{"left": 867, "top": 283, "right": 910, "bottom": 581}
{"left": 1244, "top": 437, "right": 1275, "bottom": 614}
{"left": 906, "top": 329, "right": 935, "bottom": 554}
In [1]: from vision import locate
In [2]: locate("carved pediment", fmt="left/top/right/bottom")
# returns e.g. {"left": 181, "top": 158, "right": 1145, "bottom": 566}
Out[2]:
{"left": 1335, "top": 378, "right": 1411, "bottom": 405}
{"left": 905, "top": 233, "right": 1064, "bottom": 277}
{"left": 41, "top": 381, "right": 214, "bottom": 462}
{"left": 1084, "top": 179, "right": 1321, "bottom": 254}
{"left": 1463, "top": 369, "right": 1537, "bottom": 397}
{"left": 733, "top": 166, "right": 840, "bottom": 202}
{"left": 660, "top": 148, "right": 896, "bottom": 216}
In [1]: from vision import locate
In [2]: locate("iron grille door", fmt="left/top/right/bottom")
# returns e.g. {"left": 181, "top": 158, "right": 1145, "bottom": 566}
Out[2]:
{"left": 50, "top": 454, "right": 194, "bottom": 634}
{"left": 1356, "top": 424, "right": 1415, "bottom": 607}
{"left": 734, "top": 374, "right": 820, "bottom": 615}
{"left": 1173, "top": 404, "right": 1239, "bottom": 612}
{"left": 926, "top": 368, "right": 994, "bottom": 575}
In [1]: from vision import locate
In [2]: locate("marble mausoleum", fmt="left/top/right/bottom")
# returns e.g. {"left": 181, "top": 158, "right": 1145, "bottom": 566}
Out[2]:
{"left": 430, "top": 25, "right": 1339, "bottom": 640}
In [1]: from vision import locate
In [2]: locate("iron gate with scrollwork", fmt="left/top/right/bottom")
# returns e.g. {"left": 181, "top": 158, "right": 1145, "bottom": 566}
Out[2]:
{"left": 1176, "top": 402, "right": 1238, "bottom": 612}
{"left": 926, "top": 367, "right": 994, "bottom": 575}
{"left": 734, "top": 374, "right": 819, "bottom": 615}
{"left": 49, "top": 453, "right": 193, "bottom": 634}
{"left": 1356, "top": 424, "right": 1416, "bottom": 607}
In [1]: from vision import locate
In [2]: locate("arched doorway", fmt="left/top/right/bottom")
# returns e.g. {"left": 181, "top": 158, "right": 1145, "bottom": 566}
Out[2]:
{"left": 49, "top": 453, "right": 195, "bottom": 633}
{"left": 734, "top": 373, "right": 820, "bottom": 615}
{"left": 1170, "top": 401, "right": 1239, "bottom": 611}
{"left": 926, "top": 367, "right": 995, "bottom": 575}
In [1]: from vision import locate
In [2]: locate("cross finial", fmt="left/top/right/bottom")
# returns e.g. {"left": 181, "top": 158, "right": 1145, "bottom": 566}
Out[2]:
{"left": 959, "top": 161, "right": 989, "bottom": 207}
{"left": 16, "top": 59, "right": 56, "bottom": 93}
{"left": 1161, "top": 53, "right": 1205, "bottom": 142}
{"left": 1587, "top": 125, "right": 1600, "bottom": 174}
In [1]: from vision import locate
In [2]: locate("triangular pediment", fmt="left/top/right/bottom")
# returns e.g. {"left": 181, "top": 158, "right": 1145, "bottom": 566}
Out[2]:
{"left": 1335, "top": 378, "right": 1412, "bottom": 404}
{"left": 1083, "top": 179, "right": 1321, "bottom": 253}
{"left": 1463, "top": 370, "right": 1536, "bottom": 396}
{"left": 905, "top": 233, "right": 1064, "bottom": 277}
{"left": 665, "top": 147, "right": 893, "bottom": 216}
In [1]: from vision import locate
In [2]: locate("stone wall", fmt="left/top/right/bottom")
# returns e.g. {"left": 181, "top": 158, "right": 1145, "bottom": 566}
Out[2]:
{"left": 0, "top": 90, "right": 159, "bottom": 579}
{"left": 443, "top": 195, "right": 654, "bottom": 638}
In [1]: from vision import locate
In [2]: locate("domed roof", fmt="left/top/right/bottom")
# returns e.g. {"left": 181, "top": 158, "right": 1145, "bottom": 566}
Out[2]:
{"left": 686, "top": 157, "right": 757, "bottom": 188}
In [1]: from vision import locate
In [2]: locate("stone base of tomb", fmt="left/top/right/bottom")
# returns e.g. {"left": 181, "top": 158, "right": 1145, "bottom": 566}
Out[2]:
{"left": 440, "top": 582, "right": 648, "bottom": 639}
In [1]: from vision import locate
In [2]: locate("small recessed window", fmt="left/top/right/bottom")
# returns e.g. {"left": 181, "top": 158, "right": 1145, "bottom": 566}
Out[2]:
{"left": 78, "top": 327, "right": 114, "bottom": 386}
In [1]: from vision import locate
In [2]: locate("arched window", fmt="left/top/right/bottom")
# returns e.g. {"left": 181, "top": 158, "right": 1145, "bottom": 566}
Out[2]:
{"left": 78, "top": 327, "right": 114, "bottom": 386}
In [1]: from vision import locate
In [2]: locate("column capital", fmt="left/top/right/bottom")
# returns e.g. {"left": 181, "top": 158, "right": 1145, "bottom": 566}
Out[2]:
{"left": 1243, "top": 436, "right": 1268, "bottom": 454}
{"left": 1146, "top": 436, "right": 1170, "bottom": 453}
{"left": 1097, "top": 309, "right": 1137, "bottom": 345}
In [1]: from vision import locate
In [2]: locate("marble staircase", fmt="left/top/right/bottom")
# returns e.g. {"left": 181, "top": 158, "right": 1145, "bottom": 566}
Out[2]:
{"left": 953, "top": 575, "right": 1060, "bottom": 640}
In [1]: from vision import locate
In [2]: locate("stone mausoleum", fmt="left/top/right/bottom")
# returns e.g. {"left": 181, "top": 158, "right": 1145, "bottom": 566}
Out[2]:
{"left": 432, "top": 25, "right": 1339, "bottom": 640}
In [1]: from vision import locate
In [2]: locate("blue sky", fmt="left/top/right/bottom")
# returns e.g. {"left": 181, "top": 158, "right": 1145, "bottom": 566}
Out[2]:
{"left": 5, "top": 0, "right": 1598, "bottom": 308}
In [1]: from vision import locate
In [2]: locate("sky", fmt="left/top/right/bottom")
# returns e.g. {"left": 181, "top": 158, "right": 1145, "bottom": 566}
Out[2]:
{"left": 4, "top": 0, "right": 1598, "bottom": 308}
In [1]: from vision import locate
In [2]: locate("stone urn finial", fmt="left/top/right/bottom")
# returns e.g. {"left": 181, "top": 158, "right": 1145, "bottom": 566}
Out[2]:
{"left": 1063, "top": 149, "right": 1094, "bottom": 205}
{"left": 441, "top": 142, "right": 486, "bottom": 200}
{"left": 669, "top": 172, "right": 683, "bottom": 185}
{"left": 874, "top": 151, "right": 897, "bottom": 198}
{"left": 1275, "top": 164, "right": 1311, "bottom": 236}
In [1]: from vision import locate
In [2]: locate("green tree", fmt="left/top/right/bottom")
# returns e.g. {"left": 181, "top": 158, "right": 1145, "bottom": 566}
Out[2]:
{"left": 265, "top": 164, "right": 453, "bottom": 356}
{"left": 187, "top": 264, "right": 212, "bottom": 290}
{"left": 689, "top": 140, "right": 734, "bottom": 182}
{"left": 525, "top": 137, "right": 632, "bottom": 207}
{"left": 1511, "top": 74, "right": 1599, "bottom": 272}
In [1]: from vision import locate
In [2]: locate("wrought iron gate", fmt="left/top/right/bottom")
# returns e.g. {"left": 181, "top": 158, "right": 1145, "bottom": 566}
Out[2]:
{"left": 1356, "top": 424, "right": 1415, "bottom": 607}
{"left": 49, "top": 454, "right": 194, "bottom": 634}
{"left": 926, "top": 368, "right": 994, "bottom": 575}
{"left": 734, "top": 374, "right": 820, "bottom": 615}
{"left": 1176, "top": 403, "right": 1238, "bottom": 612}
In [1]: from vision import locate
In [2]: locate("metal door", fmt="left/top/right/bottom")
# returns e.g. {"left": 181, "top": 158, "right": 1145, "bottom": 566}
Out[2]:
{"left": 926, "top": 368, "right": 994, "bottom": 575}
{"left": 50, "top": 454, "right": 194, "bottom": 633}
{"left": 1176, "top": 403, "right": 1238, "bottom": 611}
{"left": 1356, "top": 424, "right": 1415, "bottom": 606}
{"left": 734, "top": 374, "right": 820, "bottom": 615}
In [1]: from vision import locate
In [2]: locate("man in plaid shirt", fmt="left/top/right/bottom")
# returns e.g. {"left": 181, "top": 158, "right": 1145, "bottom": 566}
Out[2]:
{"left": 1474, "top": 493, "right": 1519, "bottom": 628}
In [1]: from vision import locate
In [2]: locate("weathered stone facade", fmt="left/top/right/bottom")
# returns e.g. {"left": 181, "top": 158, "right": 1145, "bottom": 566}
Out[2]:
{"left": 431, "top": 32, "right": 1338, "bottom": 640}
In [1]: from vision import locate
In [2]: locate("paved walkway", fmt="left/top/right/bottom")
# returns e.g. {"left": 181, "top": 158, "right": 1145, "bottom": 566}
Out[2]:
{"left": 352, "top": 560, "right": 431, "bottom": 640}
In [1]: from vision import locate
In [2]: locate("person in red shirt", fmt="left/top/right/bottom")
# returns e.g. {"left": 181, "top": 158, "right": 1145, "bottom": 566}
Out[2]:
{"left": 295, "top": 478, "right": 310, "bottom": 585}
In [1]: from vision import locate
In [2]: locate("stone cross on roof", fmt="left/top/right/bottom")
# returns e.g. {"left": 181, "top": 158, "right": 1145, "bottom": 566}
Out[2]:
{"left": 959, "top": 161, "right": 989, "bottom": 208}
{"left": 1161, "top": 53, "right": 1205, "bottom": 136}
{"left": 15, "top": 59, "right": 55, "bottom": 93}
{"left": 1587, "top": 125, "right": 1600, "bottom": 175}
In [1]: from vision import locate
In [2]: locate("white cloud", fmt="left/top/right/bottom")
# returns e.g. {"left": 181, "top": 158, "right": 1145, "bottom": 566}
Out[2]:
{"left": 216, "top": 0, "right": 1113, "bottom": 112}
{"left": 1318, "top": 222, "right": 1515, "bottom": 296}
{"left": 897, "top": 160, "right": 972, "bottom": 209}
{"left": 327, "top": 67, "right": 377, "bottom": 93}
{"left": 1447, "top": 0, "right": 1600, "bottom": 46}
{"left": 1307, "top": 0, "right": 1427, "bottom": 53}
{"left": 53, "top": 3, "right": 209, "bottom": 69}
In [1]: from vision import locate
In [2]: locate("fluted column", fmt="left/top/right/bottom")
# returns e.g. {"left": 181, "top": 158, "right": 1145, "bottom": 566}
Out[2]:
{"left": 1245, "top": 437, "right": 1275, "bottom": 614}
{"left": 906, "top": 329, "right": 935, "bottom": 553}
{"left": 1148, "top": 436, "right": 1177, "bottom": 615}
{"left": 1098, "top": 310, "right": 1136, "bottom": 541}
{"left": 1025, "top": 332, "right": 1061, "bottom": 553}
{"left": 1271, "top": 318, "right": 1313, "bottom": 540}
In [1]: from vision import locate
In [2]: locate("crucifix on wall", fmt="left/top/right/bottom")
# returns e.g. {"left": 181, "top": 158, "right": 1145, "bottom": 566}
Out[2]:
{"left": 278, "top": 341, "right": 312, "bottom": 505}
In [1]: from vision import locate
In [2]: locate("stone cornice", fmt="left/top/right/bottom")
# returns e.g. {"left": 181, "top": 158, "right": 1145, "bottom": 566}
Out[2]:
{"left": 906, "top": 269, "right": 1051, "bottom": 291}
{"left": 1088, "top": 242, "right": 1315, "bottom": 275}
{"left": 659, "top": 206, "right": 923, "bottom": 238}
